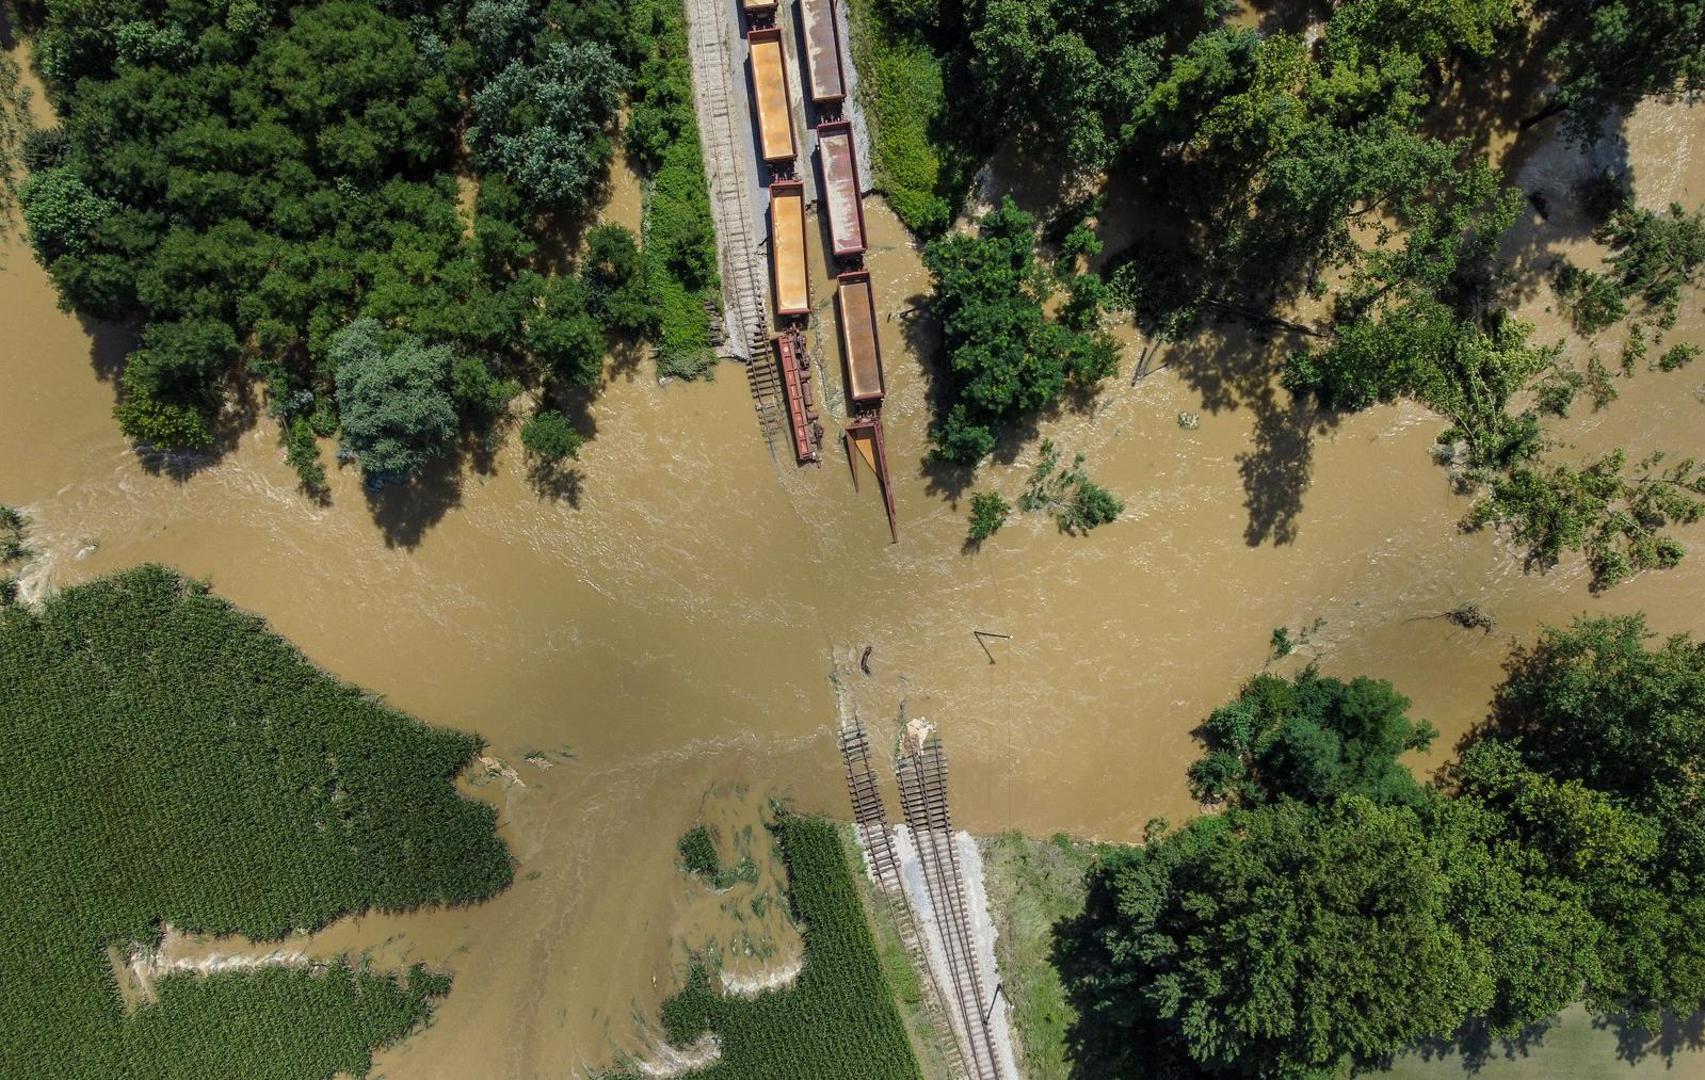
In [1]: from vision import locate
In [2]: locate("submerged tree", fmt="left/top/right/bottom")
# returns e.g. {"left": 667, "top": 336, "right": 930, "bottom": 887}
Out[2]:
{"left": 1017, "top": 440, "right": 1123, "bottom": 533}
{"left": 966, "top": 490, "right": 1012, "bottom": 544}
{"left": 1468, "top": 449, "right": 1704, "bottom": 590}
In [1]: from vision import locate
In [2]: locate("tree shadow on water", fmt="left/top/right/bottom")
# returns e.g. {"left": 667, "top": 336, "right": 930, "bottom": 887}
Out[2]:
{"left": 83, "top": 317, "right": 135, "bottom": 383}
{"left": 1159, "top": 316, "right": 1338, "bottom": 547}
{"left": 361, "top": 456, "right": 462, "bottom": 550}
{"left": 526, "top": 461, "right": 583, "bottom": 507}
{"left": 135, "top": 378, "right": 259, "bottom": 484}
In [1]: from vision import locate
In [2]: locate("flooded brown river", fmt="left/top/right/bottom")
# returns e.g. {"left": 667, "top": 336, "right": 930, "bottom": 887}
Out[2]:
{"left": 3, "top": 42, "right": 1704, "bottom": 1075}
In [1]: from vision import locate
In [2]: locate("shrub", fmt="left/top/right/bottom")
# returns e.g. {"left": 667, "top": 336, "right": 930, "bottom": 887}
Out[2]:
{"left": 520, "top": 410, "right": 584, "bottom": 463}
{"left": 677, "top": 825, "right": 720, "bottom": 877}
{"left": 966, "top": 491, "right": 1010, "bottom": 544}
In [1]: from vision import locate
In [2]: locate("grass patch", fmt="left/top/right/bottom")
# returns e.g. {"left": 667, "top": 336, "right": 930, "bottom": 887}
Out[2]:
{"left": 631, "top": 0, "right": 721, "bottom": 380}
{"left": 650, "top": 815, "right": 921, "bottom": 1078}
{"left": 0, "top": 566, "right": 512, "bottom": 1079}
{"left": 979, "top": 832, "right": 1100, "bottom": 1080}
{"left": 842, "top": 0, "right": 980, "bottom": 237}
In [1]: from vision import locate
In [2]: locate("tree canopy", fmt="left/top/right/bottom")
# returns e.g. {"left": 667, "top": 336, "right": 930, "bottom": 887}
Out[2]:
{"left": 1187, "top": 667, "right": 1438, "bottom": 807}
{"left": 1061, "top": 616, "right": 1705, "bottom": 1077}
{"left": 965, "top": 0, "right": 1221, "bottom": 173}
{"left": 331, "top": 318, "right": 458, "bottom": 480}
{"left": 923, "top": 197, "right": 1118, "bottom": 464}
{"left": 468, "top": 41, "right": 625, "bottom": 212}
{"left": 1532, "top": 0, "right": 1705, "bottom": 139}
{"left": 17, "top": 0, "right": 704, "bottom": 493}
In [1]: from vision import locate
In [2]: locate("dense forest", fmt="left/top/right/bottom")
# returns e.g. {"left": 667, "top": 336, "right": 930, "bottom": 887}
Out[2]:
{"left": 0, "top": 566, "right": 512, "bottom": 1078}
{"left": 1053, "top": 616, "right": 1705, "bottom": 1078}
{"left": 7, "top": 0, "right": 717, "bottom": 492}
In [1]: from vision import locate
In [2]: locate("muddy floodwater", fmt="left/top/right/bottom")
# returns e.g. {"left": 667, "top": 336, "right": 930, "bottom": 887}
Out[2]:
{"left": 4, "top": 51, "right": 1705, "bottom": 1074}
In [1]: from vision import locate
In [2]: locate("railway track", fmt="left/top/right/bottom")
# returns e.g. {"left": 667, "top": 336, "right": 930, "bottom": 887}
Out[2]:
{"left": 839, "top": 721, "right": 973, "bottom": 1080}
{"left": 681, "top": 0, "right": 785, "bottom": 444}
{"left": 898, "top": 737, "right": 1004, "bottom": 1080}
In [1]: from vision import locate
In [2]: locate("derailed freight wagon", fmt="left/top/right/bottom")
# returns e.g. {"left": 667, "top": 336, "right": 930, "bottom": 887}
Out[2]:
{"left": 770, "top": 180, "right": 811, "bottom": 318}
{"left": 816, "top": 119, "right": 866, "bottom": 259}
{"left": 797, "top": 0, "right": 846, "bottom": 107}
{"left": 747, "top": 28, "right": 797, "bottom": 165}
{"left": 835, "top": 269, "right": 883, "bottom": 405}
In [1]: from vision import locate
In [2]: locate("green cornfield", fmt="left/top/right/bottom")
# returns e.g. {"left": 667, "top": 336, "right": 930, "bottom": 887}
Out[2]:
{"left": 0, "top": 566, "right": 512, "bottom": 1079}
{"left": 655, "top": 815, "right": 923, "bottom": 1078}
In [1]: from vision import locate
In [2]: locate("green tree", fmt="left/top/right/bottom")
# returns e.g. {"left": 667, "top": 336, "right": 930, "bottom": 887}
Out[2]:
{"left": 924, "top": 199, "right": 1118, "bottom": 463}
{"left": 467, "top": 0, "right": 539, "bottom": 74}
{"left": 1188, "top": 668, "right": 1438, "bottom": 806}
{"left": 1530, "top": 0, "right": 1705, "bottom": 139}
{"left": 582, "top": 223, "right": 656, "bottom": 335}
{"left": 469, "top": 42, "right": 626, "bottom": 212}
{"left": 330, "top": 319, "right": 458, "bottom": 479}
{"left": 966, "top": 0, "right": 1220, "bottom": 172}
{"left": 520, "top": 409, "right": 584, "bottom": 463}
{"left": 1467, "top": 616, "right": 1705, "bottom": 1028}
{"left": 528, "top": 275, "right": 606, "bottom": 388}
{"left": 451, "top": 356, "right": 521, "bottom": 420}
{"left": 1060, "top": 798, "right": 1500, "bottom": 1078}
{"left": 1285, "top": 300, "right": 1554, "bottom": 472}
{"left": 19, "top": 166, "right": 111, "bottom": 261}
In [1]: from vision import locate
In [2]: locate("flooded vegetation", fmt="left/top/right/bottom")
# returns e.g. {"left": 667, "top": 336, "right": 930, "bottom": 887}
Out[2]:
{"left": 7, "top": 104, "right": 1705, "bottom": 1074}
{"left": 4, "top": 0, "right": 1705, "bottom": 1073}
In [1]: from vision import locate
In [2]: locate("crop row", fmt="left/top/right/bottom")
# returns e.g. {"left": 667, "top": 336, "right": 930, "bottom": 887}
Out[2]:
{"left": 653, "top": 815, "right": 922, "bottom": 1079}
{"left": 0, "top": 566, "right": 511, "bottom": 1078}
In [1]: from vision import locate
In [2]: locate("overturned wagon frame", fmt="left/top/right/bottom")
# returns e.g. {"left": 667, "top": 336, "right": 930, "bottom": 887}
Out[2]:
{"left": 775, "top": 331, "right": 820, "bottom": 464}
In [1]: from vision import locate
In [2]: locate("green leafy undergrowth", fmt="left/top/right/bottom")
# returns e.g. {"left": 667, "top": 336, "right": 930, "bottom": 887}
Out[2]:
{"left": 630, "top": 0, "right": 720, "bottom": 380}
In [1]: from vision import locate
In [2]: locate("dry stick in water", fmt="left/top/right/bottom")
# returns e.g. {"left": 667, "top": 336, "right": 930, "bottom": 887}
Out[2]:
{"left": 973, "top": 630, "right": 1012, "bottom": 664}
